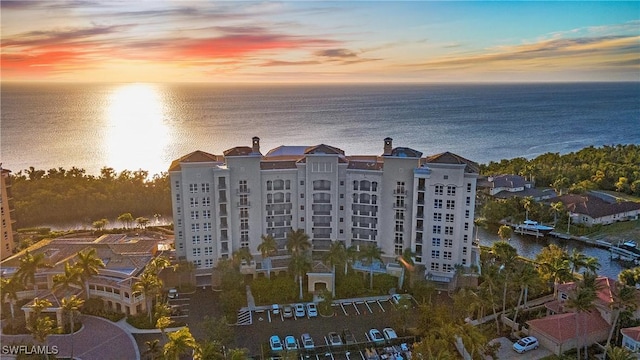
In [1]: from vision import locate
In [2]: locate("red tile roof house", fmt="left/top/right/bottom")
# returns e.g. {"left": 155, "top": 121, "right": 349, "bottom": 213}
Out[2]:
{"left": 526, "top": 277, "right": 640, "bottom": 356}
{"left": 553, "top": 192, "right": 640, "bottom": 227}
{"left": 621, "top": 326, "right": 640, "bottom": 354}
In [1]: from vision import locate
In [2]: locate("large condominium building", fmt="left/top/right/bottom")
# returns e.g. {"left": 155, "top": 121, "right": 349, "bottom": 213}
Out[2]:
{"left": 169, "top": 137, "right": 480, "bottom": 286}
{"left": 0, "top": 166, "right": 17, "bottom": 260}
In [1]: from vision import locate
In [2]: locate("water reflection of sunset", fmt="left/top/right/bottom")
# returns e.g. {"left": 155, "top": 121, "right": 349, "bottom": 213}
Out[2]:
{"left": 105, "top": 84, "right": 170, "bottom": 174}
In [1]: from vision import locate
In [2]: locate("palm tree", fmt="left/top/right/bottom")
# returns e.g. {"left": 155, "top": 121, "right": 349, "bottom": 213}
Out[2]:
{"left": 156, "top": 315, "right": 172, "bottom": 341}
{"left": 133, "top": 271, "right": 163, "bottom": 324}
{"left": 480, "top": 264, "right": 502, "bottom": 334}
{"left": 16, "top": 250, "right": 50, "bottom": 292}
{"left": 521, "top": 196, "right": 534, "bottom": 220}
{"left": 0, "top": 276, "right": 23, "bottom": 325}
{"left": 606, "top": 346, "right": 636, "bottom": 360}
{"left": 540, "top": 257, "right": 573, "bottom": 298}
{"left": 323, "top": 240, "right": 347, "bottom": 275}
{"left": 583, "top": 256, "right": 601, "bottom": 275}
{"left": 29, "top": 298, "right": 54, "bottom": 344}
{"left": 75, "top": 248, "right": 106, "bottom": 300}
{"left": 286, "top": 229, "right": 311, "bottom": 256}
{"left": 52, "top": 261, "right": 83, "bottom": 295}
{"left": 399, "top": 248, "right": 416, "bottom": 289}
{"left": 258, "top": 234, "right": 278, "bottom": 279}
{"left": 289, "top": 253, "right": 311, "bottom": 300}
{"left": 566, "top": 274, "right": 598, "bottom": 360}
{"left": 568, "top": 249, "right": 588, "bottom": 274}
{"left": 163, "top": 327, "right": 200, "bottom": 360}
{"left": 61, "top": 295, "right": 84, "bottom": 359}
{"left": 605, "top": 284, "right": 638, "bottom": 358}
{"left": 550, "top": 201, "right": 564, "bottom": 227}
{"left": 228, "top": 348, "right": 249, "bottom": 360}
{"left": 144, "top": 339, "right": 162, "bottom": 360}
{"left": 359, "top": 244, "right": 383, "bottom": 290}
{"left": 513, "top": 262, "right": 540, "bottom": 326}
{"left": 232, "top": 247, "right": 253, "bottom": 269}
{"left": 118, "top": 212, "right": 134, "bottom": 229}
{"left": 492, "top": 241, "right": 518, "bottom": 313}
{"left": 147, "top": 255, "right": 171, "bottom": 275}
{"left": 497, "top": 225, "right": 512, "bottom": 241}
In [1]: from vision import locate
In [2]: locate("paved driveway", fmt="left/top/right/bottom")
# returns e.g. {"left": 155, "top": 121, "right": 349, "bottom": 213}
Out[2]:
{"left": 490, "top": 337, "right": 553, "bottom": 360}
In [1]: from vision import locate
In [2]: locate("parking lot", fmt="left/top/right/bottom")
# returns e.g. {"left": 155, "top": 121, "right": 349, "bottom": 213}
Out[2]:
{"left": 235, "top": 295, "right": 419, "bottom": 356}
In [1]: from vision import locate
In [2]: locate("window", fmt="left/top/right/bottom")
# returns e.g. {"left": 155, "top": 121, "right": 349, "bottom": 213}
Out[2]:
{"left": 463, "top": 247, "right": 468, "bottom": 255}
{"left": 432, "top": 238, "right": 441, "bottom": 247}
{"left": 465, "top": 210, "right": 470, "bottom": 219}
{"left": 192, "top": 235, "right": 200, "bottom": 244}
{"left": 447, "top": 185, "right": 456, "bottom": 196}
{"left": 240, "top": 208, "right": 249, "bottom": 218}
{"left": 176, "top": 193, "right": 181, "bottom": 202}
{"left": 204, "top": 247, "right": 213, "bottom": 256}
{"left": 190, "top": 211, "right": 199, "bottom": 220}
{"left": 467, "top": 183, "right": 472, "bottom": 192}
{"left": 444, "top": 239, "right": 453, "bottom": 248}
{"left": 300, "top": 180, "right": 304, "bottom": 186}
{"left": 240, "top": 219, "right": 249, "bottom": 230}
{"left": 190, "top": 198, "right": 199, "bottom": 207}
{"left": 395, "top": 221, "right": 403, "bottom": 232}
{"left": 300, "top": 193, "right": 304, "bottom": 199}
{"left": 175, "top": 181, "right": 180, "bottom": 190}
{"left": 443, "top": 175, "right": 448, "bottom": 180}
{"left": 191, "top": 223, "right": 200, "bottom": 232}
{"left": 204, "top": 258, "right": 213, "bottom": 268}
{"left": 204, "top": 234, "right": 212, "bottom": 243}
{"left": 202, "top": 183, "right": 210, "bottom": 193}
{"left": 464, "top": 223, "right": 469, "bottom": 231}
{"left": 194, "top": 259, "right": 202, "bottom": 268}
{"left": 466, "top": 197, "right": 471, "bottom": 206}
{"left": 239, "top": 180, "right": 248, "bottom": 193}
{"left": 202, "top": 197, "right": 211, "bottom": 206}
{"left": 203, "top": 210, "right": 211, "bottom": 219}
{"left": 435, "top": 185, "right": 444, "bottom": 195}
{"left": 300, "top": 205, "right": 304, "bottom": 210}
{"left": 340, "top": 217, "right": 344, "bottom": 222}
{"left": 430, "top": 262, "right": 440, "bottom": 271}
{"left": 443, "top": 251, "right": 452, "bottom": 260}
{"left": 433, "top": 213, "right": 442, "bottom": 222}
{"left": 203, "top": 222, "right": 212, "bottom": 231}
{"left": 431, "top": 250, "right": 440, "bottom": 259}
{"left": 189, "top": 184, "right": 198, "bottom": 193}
{"left": 434, "top": 199, "right": 443, "bottom": 209}
{"left": 464, "top": 234, "right": 468, "bottom": 243}
{"left": 300, "top": 217, "right": 305, "bottom": 222}
{"left": 445, "top": 214, "right": 454, "bottom": 222}
{"left": 218, "top": 177, "right": 226, "bottom": 189}
{"left": 432, "top": 225, "right": 441, "bottom": 234}
{"left": 267, "top": 181, "right": 272, "bottom": 191}
{"left": 394, "top": 245, "right": 403, "bottom": 256}
{"left": 445, "top": 226, "right": 453, "bottom": 235}
{"left": 192, "top": 248, "right": 201, "bottom": 256}
{"left": 446, "top": 200, "right": 455, "bottom": 210}
{"left": 239, "top": 194, "right": 249, "bottom": 206}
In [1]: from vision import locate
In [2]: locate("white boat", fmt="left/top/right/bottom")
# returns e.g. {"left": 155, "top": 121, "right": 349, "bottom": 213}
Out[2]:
{"left": 610, "top": 240, "right": 640, "bottom": 265}
{"left": 513, "top": 220, "right": 554, "bottom": 238}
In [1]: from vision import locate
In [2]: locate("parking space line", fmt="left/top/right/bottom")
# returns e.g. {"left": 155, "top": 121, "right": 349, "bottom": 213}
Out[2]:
{"left": 376, "top": 300, "right": 385, "bottom": 312}
{"left": 340, "top": 303, "right": 348, "bottom": 316}
{"left": 267, "top": 311, "right": 271, "bottom": 323}
{"left": 352, "top": 302, "right": 360, "bottom": 315}
{"left": 364, "top": 301, "right": 373, "bottom": 314}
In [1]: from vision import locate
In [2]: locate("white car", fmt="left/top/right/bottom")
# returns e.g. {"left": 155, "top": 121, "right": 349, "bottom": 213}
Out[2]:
{"left": 301, "top": 333, "right": 315, "bottom": 349}
{"left": 271, "top": 304, "right": 280, "bottom": 315}
{"left": 294, "top": 303, "right": 306, "bottom": 318}
{"left": 513, "top": 336, "right": 539, "bottom": 353}
{"left": 391, "top": 294, "right": 411, "bottom": 308}
{"left": 382, "top": 327, "right": 398, "bottom": 341}
{"left": 368, "top": 328, "right": 385, "bottom": 345}
{"left": 167, "top": 288, "right": 178, "bottom": 299}
{"left": 270, "top": 335, "right": 283, "bottom": 351}
{"left": 306, "top": 303, "right": 318, "bottom": 318}
{"left": 284, "top": 335, "right": 298, "bottom": 350}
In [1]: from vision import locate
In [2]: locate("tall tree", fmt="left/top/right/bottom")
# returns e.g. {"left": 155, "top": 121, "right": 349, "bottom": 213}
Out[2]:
{"left": 513, "top": 262, "right": 540, "bottom": 326}
{"left": 492, "top": 241, "right": 518, "bottom": 313}
{"left": 257, "top": 234, "right": 278, "bottom": 279}
{"left": 289, "top": 254, "right": 311, "bottom": 300}
{"left": 163, "top": 327, "right": 200, "bottom": 360}
{"left": 605, "top": 284, "right": 638, "bottom": 358}
{"left": 566, "top": 272, "right": 599, "bottom": 360}
{"left": 144, "top": 339, "right": 162, "bottom": 360}
{"left": 147, "top": 255, "right": 171, "bottom": 276}
{"left": 117, "top": 212, "right": 134, "bottom": 229}
{"left": 61, "top": 295, "right": 84, "bottom": 359}
{"left": 16, "top": 250, "right": 50, "bottom": 291}
{"left": 133, "top": 271, "right": 163, "bottom": 324}
{"left": 75, "top": 248, "right": 106, "bottom": 299}
{"left": 497, "top": 225, "right": 512, "bottom": 241}
{"left": 550, "top": 201, "right": 565, "bottom": 227}
{"left": 359, "top": 244, "right": 383, "bottom": 290}
{"left": 52, "top": 261, "right": 83, "bottom": 295}
{"left": 568, "top": 249, "right": 588, "bottom": 274}
{"left": 286, "top": 229, "right": 311, "bottom": 256}
{"left": 323, "top": 240, "right": 347, "bottom": 275}
{"left": 0, "top": 276, "right": 24, "bottom": 325}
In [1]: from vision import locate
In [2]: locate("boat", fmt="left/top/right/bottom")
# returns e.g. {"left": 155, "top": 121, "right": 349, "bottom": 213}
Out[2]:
{"left": 610, "top": 240, "right": 640, "bottom": 265}
{"left": 513, "top": 220, "right": 554, "bottom": 238}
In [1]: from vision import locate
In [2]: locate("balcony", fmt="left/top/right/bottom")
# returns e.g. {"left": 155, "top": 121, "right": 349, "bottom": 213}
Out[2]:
{"left": 236, "top": 188, "right": 250, "bottom": 195}
{"left": 393, "top": 189, "right": 407, "bottom": 196}
{"left": 392, "top": 203, "right": 406, "bottom": 210}
{"left": 237, "top": 201, "right": 251, "bottom": 207}
{"left": 313, "top": 222, "right": 331, "bottom": 227}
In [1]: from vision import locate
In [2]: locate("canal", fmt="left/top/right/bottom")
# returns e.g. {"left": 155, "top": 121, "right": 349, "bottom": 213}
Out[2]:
{"left": 477, "top": 227, "right": 627, "bottom": 279}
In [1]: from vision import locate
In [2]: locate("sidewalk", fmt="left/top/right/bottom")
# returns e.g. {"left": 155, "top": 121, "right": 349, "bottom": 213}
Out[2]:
{"left": 114, "top": 317, "right": 185, "bottom": 334}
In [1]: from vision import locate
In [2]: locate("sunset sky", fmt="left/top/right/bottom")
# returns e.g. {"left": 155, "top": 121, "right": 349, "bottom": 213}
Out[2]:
{"left": 1, "top": 1, "right": 638, "bottom": 83}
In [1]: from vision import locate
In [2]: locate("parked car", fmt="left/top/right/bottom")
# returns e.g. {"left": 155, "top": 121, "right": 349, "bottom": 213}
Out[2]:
{"left": 328, "top": 332, "right": 343, "bottom": 346}
{"left": 306, "top": 303, "right": 318, "bottom": 318}
{"left": 294, "top": 303, "right": 306, "bottom": 318}
{"left": 382, "top": 327, "right": 398, "bottom": 341}
{"left": 284, "top": 335, "right": 298, "bottom": 350}
{"left": 168, "top": 288, "right": 178, "bottom": 299}
{"left": 270, "top": 335, "right": 283, "bottom": 351}
{"left": 301, "top": 333, "right": 315, "bottom": 350}
{"left": 272, "top": 304, "right": 280, "bottom": 315}
{"left": 368, "top": 328, "right": 385, "bottom": 345}
{"left": 170, "top": 305, "right": 182, "bottom": 316}
{"left": 513, "top": 336, "right": 539, "bottom": 353}
{"left": 391, "top": 294, "right": 410, "bottom": 308}
{"left": 283, "top": 305, "right": 293, "bottom": 319}
{"left": 342, "top": 329, "right": 356, "bottom": 345}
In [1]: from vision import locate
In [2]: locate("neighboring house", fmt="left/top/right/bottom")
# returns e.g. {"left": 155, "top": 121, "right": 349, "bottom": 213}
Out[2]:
{"left": 553, "top": 192, "right": 640, "bottom": 226}
{"left": 527, "top": 277, "right": 640, "bottom": 356}
{"left": 0, "top": 233, "right": 166, "bottom": 326}
{"left": 621, "top": 326, "right": 640, "bottom": 354}
{"left": 477, "top": 174, "right": 556, "bottom": 200}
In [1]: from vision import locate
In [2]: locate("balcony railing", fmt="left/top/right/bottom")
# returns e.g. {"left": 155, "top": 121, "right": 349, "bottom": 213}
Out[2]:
{"left": 393, "top": 203, "right": 406, "bottom": 209}
{"left": 236, "top": 188, "right": 250, "bottom": 195}
{"left": 237, "top": 201, "right": 251, "bottom": 207}
{"left": 393, "top": 189, "right": 407, "bottom": 196}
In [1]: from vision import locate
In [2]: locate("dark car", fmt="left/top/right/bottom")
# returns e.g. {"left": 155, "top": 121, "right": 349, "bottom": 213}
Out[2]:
{"left": 342, "top": 329, "right": 356, "bottom": 345}
{"left": 328, "top": 332, "right": 343, "bottom": 346}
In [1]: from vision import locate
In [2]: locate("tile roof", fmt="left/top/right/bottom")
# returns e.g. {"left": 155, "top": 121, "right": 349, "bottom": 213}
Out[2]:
{"left": 168, "top": 150, "right": 222, "bottom": 171}
{"left": 424, "top": 151, "right": 479, "bottom": 173}
{"left": 223, "top": 146, "right": 255, "bottom": 157}
{"left": 304, "top": 144, "right": 345, "bottom": 155}
{"left": 389, "top": 147, "right": 423, "bottom": 158}
{"left": 527, "top": 311, "right": 610, "bottom": 342}
{"left": 554, "top": 193, "right": 640, "bottom": 219}
{"left": 621, "top": 326, "right": 640, "bottom": 341}
{"left": 556, "top": 276, "right": 640, "bottom": 309}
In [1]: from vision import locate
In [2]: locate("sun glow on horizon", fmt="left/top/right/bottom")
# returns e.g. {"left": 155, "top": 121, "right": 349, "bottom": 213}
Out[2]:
{"left": 104, "top": 83, "right": 171, "bottom": 174}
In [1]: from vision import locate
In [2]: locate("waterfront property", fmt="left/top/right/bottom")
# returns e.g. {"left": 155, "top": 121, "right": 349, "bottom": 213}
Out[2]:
{"left": 477, "top": 174, "right": 556, "bottom": 201}
{"left": 169, "top": 137, "right": 480, "bottom": 290}
{"left": 553, "top": 192, "right": 640, "bottom": 227}
{"left": 0, "top": 233, "right": 167, "bottom": 326}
